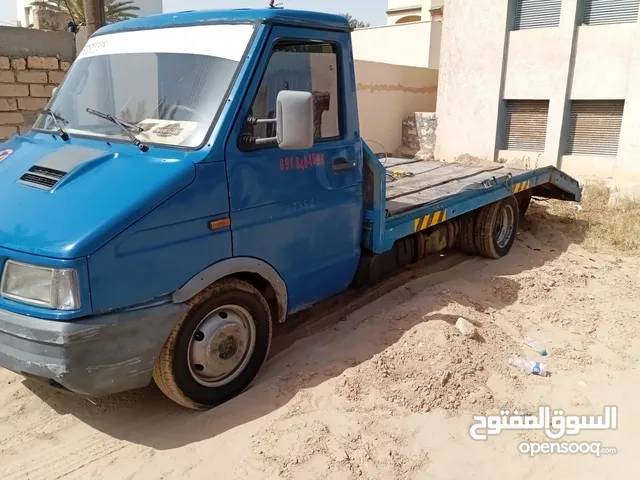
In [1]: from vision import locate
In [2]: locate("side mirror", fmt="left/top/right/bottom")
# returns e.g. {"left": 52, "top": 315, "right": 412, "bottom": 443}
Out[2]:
{"left": 276, "top": 90, "right": 314, "bottom": 150}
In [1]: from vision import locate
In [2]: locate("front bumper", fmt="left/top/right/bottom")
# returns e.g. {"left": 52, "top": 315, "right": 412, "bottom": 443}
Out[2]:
{"left": 0, "top": 303, "right": 188, "bottom": 397}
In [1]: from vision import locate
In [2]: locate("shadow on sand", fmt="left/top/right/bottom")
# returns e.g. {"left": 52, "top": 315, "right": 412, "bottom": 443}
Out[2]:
{"left": 24, "top": 208, "right": 588, "bottom": 450}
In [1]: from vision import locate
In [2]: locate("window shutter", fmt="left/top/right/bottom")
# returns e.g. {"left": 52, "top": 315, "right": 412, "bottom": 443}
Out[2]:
{"left": 514, "top": 0, "right": 562, "bottom": 30}
{"left": 567, "top": 101, "right": 624, "bottom": 156}
{"left": 583, "top": 0, "right": 640, "bottom": 26}
{"left": 503, "top": 100, "right": 549, "bottom": 152}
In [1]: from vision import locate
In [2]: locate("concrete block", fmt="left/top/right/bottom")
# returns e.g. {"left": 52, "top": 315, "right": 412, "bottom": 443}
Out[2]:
{"left": 0, "top": 71, "right": 14, "bottom": 83}
{"left": 0, "top": 84, "right": 29, "bottom": 97}
{"left": 34, "top": 9, "right": 71, "bottom": 31}
{"left": 0, "top": 112, "right": 24, "bottom": 125}
{"left": 17, "top": 97, "right": 48, "bottom": 110}
{"left": 17, "top": 71, "right": 48, "bottom": 84}
{"left": 0, "top": 98, "right": 17, "bottom": 111}
{"left": 10, "top": 58, "right": 26, "bottom": 70}
{"left": 29, "top": 84, "right": 55, "bottom": 97}
{"left": 48, "top": 71, "right": 66, "bottom": 84}
{"left": 27, "top": 56, "right": 59, "bottom": 70}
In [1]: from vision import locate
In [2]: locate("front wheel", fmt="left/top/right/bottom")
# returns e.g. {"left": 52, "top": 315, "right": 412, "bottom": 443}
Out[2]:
{"left": 153, "top": 278, "right": 272, "bottom": 410}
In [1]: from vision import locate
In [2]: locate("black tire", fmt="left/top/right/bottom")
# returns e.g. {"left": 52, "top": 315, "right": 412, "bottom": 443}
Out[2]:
{"left": 475, "top": 196, "right": 520, "bottom": 259}
{"left": 153, "top": 278, "right": 272, "bottom": 410}
{"left": 518, "top": 191, "right": 532, "bottom": 223}
{"left": 457, "top": 211, "right": 478, "bottom": 254}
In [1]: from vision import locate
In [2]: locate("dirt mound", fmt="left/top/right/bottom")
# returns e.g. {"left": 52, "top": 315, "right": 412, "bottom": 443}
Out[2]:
{"left": 2, "top": 205, "right": 640, "bottom": 479}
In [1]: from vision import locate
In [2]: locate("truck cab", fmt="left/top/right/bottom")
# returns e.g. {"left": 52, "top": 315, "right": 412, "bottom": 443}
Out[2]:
{"left": 0, "top": 9, "right": 367, "bottom": 409}
{"left": 0, "top": 9, "right": 581, "bottom": 410}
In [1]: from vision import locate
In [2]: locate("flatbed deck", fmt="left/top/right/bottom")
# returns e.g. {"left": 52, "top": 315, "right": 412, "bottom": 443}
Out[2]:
{"left": 361, "top": 145, "right": 582, "bottom": 254}
{"left": 383, "top": 158, "right": 529, "bottom": 216}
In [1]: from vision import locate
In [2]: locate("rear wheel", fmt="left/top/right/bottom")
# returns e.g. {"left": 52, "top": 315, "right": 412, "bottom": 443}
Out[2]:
{"left": 474, "top": 195, "right": 520, "bottom": 259}
{"left": 153, "top": 278, "right": 272, "bottom": 410}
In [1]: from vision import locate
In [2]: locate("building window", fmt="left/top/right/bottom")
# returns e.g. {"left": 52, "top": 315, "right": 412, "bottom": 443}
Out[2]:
{"left": 513, "top": 0, "right": 561, "bottom": 30}
{"left": 243, "top": 41, "right": 341, "bottom": 149}
{"left": 567, "top": 100, "right": 624, "bottom": 157}
{"left": 502, "top": 100, "right": 550, "bottom": 152}
{"left": 582, "top": 0, "right": 639, "bottom": 26}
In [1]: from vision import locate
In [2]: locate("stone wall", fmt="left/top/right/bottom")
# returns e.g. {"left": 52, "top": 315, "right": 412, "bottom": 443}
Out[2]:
{"left": 0, "top": 55, "right": 71, "bottom": 141}
{"left": 396, "top": 112, "right": 437, "bottom": 160}
{"left": 0, "top": 26, "right": 75, "bottom": 142}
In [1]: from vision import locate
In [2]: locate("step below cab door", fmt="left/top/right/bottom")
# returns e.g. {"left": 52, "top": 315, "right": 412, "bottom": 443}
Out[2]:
{"left": 224, "top": 25, "right": 363, "bottom": 314}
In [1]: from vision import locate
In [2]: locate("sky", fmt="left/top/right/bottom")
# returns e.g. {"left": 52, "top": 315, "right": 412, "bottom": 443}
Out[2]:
{"left": 0, "top": 0, "right": 388, "bottom": 28}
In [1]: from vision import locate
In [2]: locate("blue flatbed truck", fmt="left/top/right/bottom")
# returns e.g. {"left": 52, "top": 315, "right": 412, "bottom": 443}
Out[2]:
{"left": 0, "top": 8, "right": 581, "bottom": 409}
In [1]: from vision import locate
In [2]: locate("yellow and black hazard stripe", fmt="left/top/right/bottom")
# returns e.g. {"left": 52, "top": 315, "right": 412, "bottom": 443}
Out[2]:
{"left": 513, "top": 180, "right": 531, "bottom": 193}
{"left": 413, "top": 209, "right": 447, "bottom": 232}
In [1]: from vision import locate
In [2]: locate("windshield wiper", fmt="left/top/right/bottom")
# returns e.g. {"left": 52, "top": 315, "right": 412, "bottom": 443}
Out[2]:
{"left": 85, "top": 107, "right": 149, "bottom": 152}
{"left": 41, "top": 109, "right": 70, "bottom": 141}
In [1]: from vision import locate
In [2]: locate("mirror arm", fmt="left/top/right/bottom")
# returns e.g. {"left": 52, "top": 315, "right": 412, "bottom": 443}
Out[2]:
{"left": 240, "top": 116, "right": 278, "bottom": 147}
{"left": 254, "top": 136, "right": 278, "bottom": 145}
{"left": 246, "top": 116, "right": 277, "bottom": 126}
{"left": 239, "top": 133, "right": 278, "bottom": 148}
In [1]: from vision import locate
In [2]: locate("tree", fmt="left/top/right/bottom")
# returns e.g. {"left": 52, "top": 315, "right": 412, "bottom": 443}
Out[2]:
{"left": 30, "top": 0, "right": 140, "bottom": 25}
{"left": 340, "top": 13, "right": 370, "bottom": 29}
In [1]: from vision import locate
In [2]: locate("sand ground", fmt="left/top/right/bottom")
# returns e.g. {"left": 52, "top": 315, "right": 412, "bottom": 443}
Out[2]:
{"left": 1, "top": 201, "right": 639, "bottom": 479}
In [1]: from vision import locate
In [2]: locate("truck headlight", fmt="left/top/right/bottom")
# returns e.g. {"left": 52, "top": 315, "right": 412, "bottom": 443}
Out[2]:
{"left": 0, "top": 260, "right": 81, "bottom": 310}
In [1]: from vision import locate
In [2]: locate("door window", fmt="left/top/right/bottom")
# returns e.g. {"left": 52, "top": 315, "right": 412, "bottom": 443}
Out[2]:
{"left": 242, "top": 41, "right": 341, "bottom": 150}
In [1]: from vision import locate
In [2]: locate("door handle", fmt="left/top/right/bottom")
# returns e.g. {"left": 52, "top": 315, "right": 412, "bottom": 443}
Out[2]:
{"left": 331, "top": 158, "right": 356, "bottom": 174}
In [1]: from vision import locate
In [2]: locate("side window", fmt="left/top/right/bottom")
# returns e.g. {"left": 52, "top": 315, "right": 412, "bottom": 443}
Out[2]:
{"left": 242, "top": 40, "right": 341, "bottom": 149}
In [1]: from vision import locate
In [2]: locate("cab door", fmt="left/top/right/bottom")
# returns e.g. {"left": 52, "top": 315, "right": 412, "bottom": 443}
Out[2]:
{"left": 224, "top": 25, "right": 363, "bottom": 313}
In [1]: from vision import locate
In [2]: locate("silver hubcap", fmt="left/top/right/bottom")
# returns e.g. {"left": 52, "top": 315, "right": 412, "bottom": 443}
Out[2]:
{"left": 188, "top": 305, "right": 256, "bottom": 387}
{"left": 495, "top": 204, "right": 515, "bottom": 248}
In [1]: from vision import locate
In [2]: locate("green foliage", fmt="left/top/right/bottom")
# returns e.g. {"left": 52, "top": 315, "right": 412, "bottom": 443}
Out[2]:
{"left": 340, "top": 13, "right": 370, "bottom": 29}
{"left": 30, "top": 0, "right": 140, "bottom": 24}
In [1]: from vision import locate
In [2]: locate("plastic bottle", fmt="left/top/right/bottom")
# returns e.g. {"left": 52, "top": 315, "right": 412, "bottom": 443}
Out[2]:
{"left": 508, "top": 357, "right": 548, "bottom": 377}
{"left": 523, "top": 338, "right": 548, "bottom": 356}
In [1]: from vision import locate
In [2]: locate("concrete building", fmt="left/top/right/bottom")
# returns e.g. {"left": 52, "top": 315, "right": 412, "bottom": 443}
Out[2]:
{"left": 436, "top": 0, "right": 640, "bottom": 182}
{"left": 15, "top": 0, "right": 163, "bottom": 28}
{"left": 349, "top": 1, "right": 445, "bottom": 153}
{"left": 387, "top": 0, "right": 444, "bottom": 25}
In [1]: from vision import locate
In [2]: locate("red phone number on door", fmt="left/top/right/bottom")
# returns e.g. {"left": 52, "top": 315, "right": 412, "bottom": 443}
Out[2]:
{"left": 280, "top": 153, "right": 325, "bottom": 171}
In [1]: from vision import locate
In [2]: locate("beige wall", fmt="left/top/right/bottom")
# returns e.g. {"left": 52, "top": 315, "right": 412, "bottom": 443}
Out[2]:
{"left": 352, "top": 21, "right": 438, "bottom": 69}
{"left": 355, "top": 9, "right": 441, "bottom": 153}
{"left": 436, "top": 0, "right": 640, "bottom": 183}
{"left": 614, "top": 21, "right": 640, "bottom": 181}
{"left": 435, "top": 0, "right": 509, "bottom": 163}
{"left": 570, "top": 24, "right": 634, "bottom": 99}
{"left": 355, "top": 60, "right": 438, "bottom": 153}
{"left": 504, "top": 29, "right": 566, "bottom": 100}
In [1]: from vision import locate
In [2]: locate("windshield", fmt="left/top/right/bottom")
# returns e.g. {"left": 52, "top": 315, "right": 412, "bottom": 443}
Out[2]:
{"left": 33, "top": 24, "right": 255, "bottom": 148}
